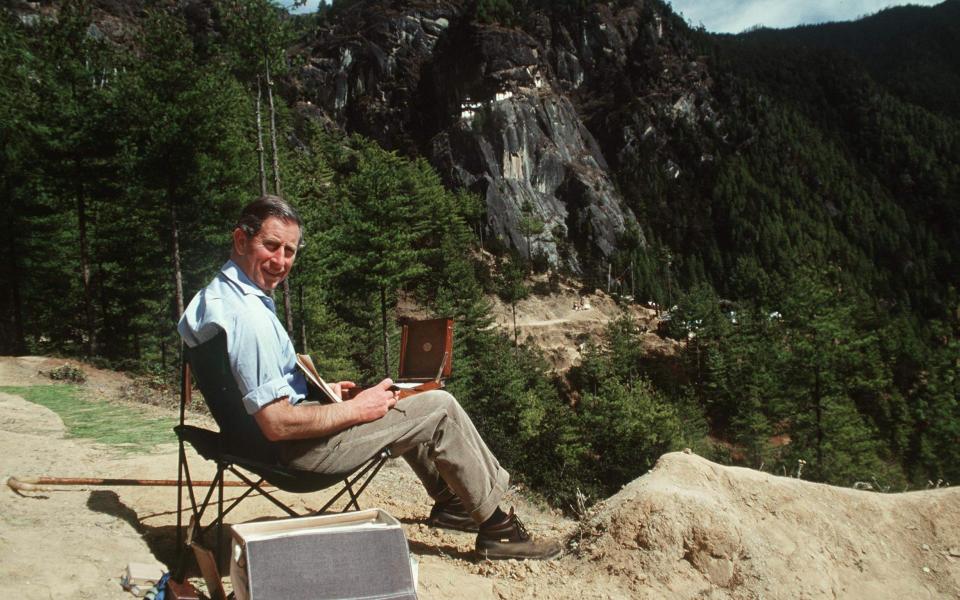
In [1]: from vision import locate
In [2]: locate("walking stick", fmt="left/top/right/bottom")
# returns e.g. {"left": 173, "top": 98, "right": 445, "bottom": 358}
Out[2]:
{"left": 7, "top": 476, "right": 263, "bottom": 493}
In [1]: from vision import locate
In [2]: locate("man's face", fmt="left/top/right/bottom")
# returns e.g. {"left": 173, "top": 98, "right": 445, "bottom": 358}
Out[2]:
{"left": 232, "top": 216, "right": 301, "bottom": 292}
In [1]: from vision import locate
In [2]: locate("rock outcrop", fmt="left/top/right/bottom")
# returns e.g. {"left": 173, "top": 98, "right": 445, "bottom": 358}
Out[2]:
{"left": 292, "top": 0, "right": 721, "bottom": 271}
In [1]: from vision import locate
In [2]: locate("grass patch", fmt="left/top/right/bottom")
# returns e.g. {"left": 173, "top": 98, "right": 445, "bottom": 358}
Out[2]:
{"left": 0, "top": 385, "right": 175, "bottom": 451}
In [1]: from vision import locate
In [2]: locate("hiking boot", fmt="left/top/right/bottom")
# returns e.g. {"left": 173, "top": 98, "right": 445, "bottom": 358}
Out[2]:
{"left": 475, "top": 508, "right": 562, "bottom": 560}
{"left": 427, "top": 496, "right": 479, "bottom": 532}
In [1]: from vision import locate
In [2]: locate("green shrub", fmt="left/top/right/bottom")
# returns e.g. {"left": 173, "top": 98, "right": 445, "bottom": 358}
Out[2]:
{"left": 48, "top": 364, "right": 86, "bottom": 384}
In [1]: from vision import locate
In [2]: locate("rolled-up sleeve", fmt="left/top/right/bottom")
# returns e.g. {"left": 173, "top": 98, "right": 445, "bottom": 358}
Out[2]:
{"left": 227, "top": 314, "right": 297, "bottom": 414}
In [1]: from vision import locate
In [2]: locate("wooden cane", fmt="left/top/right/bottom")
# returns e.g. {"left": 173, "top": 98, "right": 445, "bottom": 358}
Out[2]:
{"left": 7, "top": 476, "right": 262, "bottom": 493}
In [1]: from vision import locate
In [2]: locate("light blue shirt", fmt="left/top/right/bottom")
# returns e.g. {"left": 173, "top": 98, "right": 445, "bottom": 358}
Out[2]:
{"left": 178, "top": 260, "right": 308, "bottom": 414}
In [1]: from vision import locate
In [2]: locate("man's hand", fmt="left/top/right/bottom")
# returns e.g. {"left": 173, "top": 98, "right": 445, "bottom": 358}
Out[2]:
{"left": 253, "top": 379, "right": 398, "bottom": 442}
{"left": 332, "top": 380, "right": 356, "bottom": 400}
{"left": 350, "top": 378, "right": 400, "bottom": 423}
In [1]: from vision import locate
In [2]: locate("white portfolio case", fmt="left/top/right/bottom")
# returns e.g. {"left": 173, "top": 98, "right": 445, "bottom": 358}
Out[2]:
{"left": 230, "top": 508, "right": 417, "bottom": 600}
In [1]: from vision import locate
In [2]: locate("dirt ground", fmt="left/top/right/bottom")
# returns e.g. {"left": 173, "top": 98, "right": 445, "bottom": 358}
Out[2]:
{"left": 487, "top": 278, "right": 680, "bottom": 373}
{"left": 0, "top": 356, "right": 579, "bottom": 600}
{"left": 2, "top": 356, "right": 959, "bottom": 599}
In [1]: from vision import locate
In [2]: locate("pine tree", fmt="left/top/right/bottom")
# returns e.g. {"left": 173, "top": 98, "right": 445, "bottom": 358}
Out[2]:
{"left": 496, "top": 257, "right": 528, "bottom": 348}
{"left": 779, "top": 268, "right": 902, "bottom": 485}
{"left": 0, "top": 12, "right": 34, "bottom": 353}
{"left": 517, "top": 200, "right": 545, "bottom": 266}
{"left": 320, "top": 139, "right": 430, "bottom": 377}
{"left": 901, "top": 318, "right": 960, "bottom": 484}
{"left": 116, "top": 8, "right": 250, "bottom": 363}
{"left": 217, "top": 0, "right": 298, "bottom": 335}
{"left": 283, "top": 123, "right": 348, "bottom": 361}
{"left": 27, "top": 0, "right": 118, "bottom": 356}
{"left": 575, "top": 378, "right": 682, "bottom": 496}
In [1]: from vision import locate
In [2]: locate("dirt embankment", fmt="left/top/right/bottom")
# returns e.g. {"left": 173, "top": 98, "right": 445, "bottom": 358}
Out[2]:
{"left": 2, "top": 357, "right": 959, "bottom": 599}
{"left": 578, "top": 452, "right": 960, "bottom": 598}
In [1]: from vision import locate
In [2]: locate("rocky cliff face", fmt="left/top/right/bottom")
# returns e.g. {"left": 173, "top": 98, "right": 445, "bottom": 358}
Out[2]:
{"left": 293, "top": 0, "right": 720, "bottom": 272}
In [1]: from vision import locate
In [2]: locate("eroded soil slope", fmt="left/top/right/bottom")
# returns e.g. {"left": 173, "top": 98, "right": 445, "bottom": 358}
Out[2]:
{"left": 576, "top": 452, "right": 960, "bottom": 599}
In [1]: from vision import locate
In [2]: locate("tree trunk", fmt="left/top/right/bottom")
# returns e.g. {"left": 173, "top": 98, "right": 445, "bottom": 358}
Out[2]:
{"left": 4, "top": 186, "right": 26, "bottom": 354}
{"left": 265, "top": 56, "right": 281, "bottom": 196}
{"left": 96, "top": 259, "right": 108, "bottom": 353}
{"left": 814, "top": 368, "right": 823, "bottom": 469}
{"left": 255, "top": 76, "right": 267, "bottom": 196}
{"left": 160, "top": 336, "right": 167, "bottom": 373}
{"left": 171, "top": 199, "right": 185, "bottom": 317}
{"left": 264, "top": 56, "right": 293, "bottom": 335}
{"left": 380, "top": 285, "right": 390, "bottom": 378}
{"left": 77, "top": 190, "right": 96, "bottom": 356}
{"left": 512, "top": 302, "right": 518, "bottom": 348}
{"left": 280, "top": 280, "right": 293, "bottom": 336}
{"left": 665, "top": 261, "right": 672, "bottom": 308}
{"left": 298, "top": 282, "right": 308, "bottom": 352}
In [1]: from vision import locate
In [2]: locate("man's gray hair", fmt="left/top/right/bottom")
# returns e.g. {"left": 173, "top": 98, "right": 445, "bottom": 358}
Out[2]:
{"left": 236, "top": 195, "right": 304, "bottom": 246}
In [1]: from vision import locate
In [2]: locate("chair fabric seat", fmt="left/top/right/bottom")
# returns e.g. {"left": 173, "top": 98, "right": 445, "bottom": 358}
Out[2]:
{"left": 175, "top": 424, "right": 357, "bottom": 494}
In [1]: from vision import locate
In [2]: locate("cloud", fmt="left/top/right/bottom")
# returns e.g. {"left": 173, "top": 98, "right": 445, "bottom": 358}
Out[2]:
{"left": 667, "top": 0, "right": 943, "bottom": 33}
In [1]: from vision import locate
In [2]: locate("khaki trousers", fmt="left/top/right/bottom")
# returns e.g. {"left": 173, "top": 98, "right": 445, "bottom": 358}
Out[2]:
{"left": 279, "top": 390, "right": 509, "bottom": 523}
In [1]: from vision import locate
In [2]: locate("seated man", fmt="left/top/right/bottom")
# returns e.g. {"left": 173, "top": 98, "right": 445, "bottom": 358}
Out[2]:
{"left": 178, "top": 194, "right": 560, "bottom": 561}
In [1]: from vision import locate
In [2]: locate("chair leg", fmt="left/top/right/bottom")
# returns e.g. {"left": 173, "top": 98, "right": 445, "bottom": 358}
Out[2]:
{"left": 349, "top": 451, "right": 389, "bottom": 506}
{"left": 317, "top": 451, "right": 390, "bottom": 514}
{"left": 227, "top": 467, "right": 301, "bottom": 519}
{"left": 192, "top": 466, "right": 223, "bottom": 529}
{"left": 174, "top": 452, "right": 222, "bottom": 582}
{"left": 194, "top": 470, "right": 283, "bottom": 543}
{"left": 176, "top": 439, "right": 185, "bottom": 551}
{"left": 177, "top": 448, "right": 391, "bottom": 569}
{"left": 216, "top": 463, "right": 225, "bottom": 564}
{"left": 178, "top": 443, "right": 211, "bottom": 548}
{"left": 174, "top": 440, "right": 188, "bottom": 581}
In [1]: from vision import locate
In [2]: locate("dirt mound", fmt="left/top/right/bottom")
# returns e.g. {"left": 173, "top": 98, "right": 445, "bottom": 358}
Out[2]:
{"left": 575, "top": 451, "right": 960, "bottom": 599}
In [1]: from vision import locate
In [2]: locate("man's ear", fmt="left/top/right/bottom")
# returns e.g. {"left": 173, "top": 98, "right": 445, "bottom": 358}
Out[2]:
{"left": 232, "top": 227, "right": 248, "bottom": 255}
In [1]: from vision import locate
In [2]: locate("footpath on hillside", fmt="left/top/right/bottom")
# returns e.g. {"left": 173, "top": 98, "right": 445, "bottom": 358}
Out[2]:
{"left": 487, "top": 281, "right": 681, "bottom": 373}
{"left": 1, "top": 356, "right": 958, "bottom": 599}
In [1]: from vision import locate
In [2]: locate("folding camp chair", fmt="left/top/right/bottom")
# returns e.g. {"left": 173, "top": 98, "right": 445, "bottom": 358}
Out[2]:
{"left": 175, "top": 331, "right": 390, "bottom": 561}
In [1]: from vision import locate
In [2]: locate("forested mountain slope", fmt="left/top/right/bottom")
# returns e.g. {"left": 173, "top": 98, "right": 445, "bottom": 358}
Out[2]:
{"left": 288, "top": 0, "right": 960, "bottom": 492}
{"left": 289, "top": 0, "right": 958, "bottom": 315}
{"left": 737, "top": 0, "right": 960, "bottom": 119}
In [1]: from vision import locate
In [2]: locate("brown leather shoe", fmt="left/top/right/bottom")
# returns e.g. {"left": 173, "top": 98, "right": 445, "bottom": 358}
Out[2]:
{"left": 427, "top": 496, "right": 479, "bottom": 532}
{"left": 475, "top": 509, "right": 562, "bottom": 560}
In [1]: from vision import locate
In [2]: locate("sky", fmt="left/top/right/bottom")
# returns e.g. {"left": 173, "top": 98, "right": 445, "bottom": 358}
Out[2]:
{"left": 284, "top": 1, "right": 944, "bottom": 34}
{"left": 665, "top": 0, "right": 944, "bottom": 33}
{"left": 284, "top": 0, "right": 322, "bottom": 13}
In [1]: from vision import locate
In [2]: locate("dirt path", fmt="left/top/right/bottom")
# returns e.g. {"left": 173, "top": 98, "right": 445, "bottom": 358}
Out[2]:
{"left": 0, "top": 390, "right": 177, "bottom": 599}
{"left": 488, "top": 287, "right": 677, "bottom": 373}
{"left": 0, "top": 357, "right": 581, "bottom": 599}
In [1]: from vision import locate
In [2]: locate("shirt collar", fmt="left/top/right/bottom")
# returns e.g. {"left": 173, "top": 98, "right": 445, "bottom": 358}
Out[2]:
{"left": 220, "top": 260, "right": 270, "bottom": 299}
